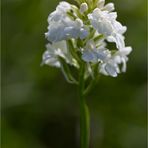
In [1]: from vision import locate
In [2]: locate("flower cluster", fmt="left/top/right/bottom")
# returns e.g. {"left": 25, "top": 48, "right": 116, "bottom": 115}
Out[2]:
{"left": 42, "top": 0, "right": 132, "bottom": 78}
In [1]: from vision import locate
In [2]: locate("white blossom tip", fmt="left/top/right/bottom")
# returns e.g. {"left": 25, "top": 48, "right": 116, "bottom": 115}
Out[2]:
{"left": 80, "top": 3, "right": 88, "bottom": 14}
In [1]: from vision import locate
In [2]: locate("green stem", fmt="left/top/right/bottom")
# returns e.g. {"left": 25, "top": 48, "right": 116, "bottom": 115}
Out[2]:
{"left": 79, "top": 62, "right": 90, "bottom": 148}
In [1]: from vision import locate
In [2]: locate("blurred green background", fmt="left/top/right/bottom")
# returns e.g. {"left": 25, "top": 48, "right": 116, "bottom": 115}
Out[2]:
{"left": 2, "top": 0, "right": 147, "bottom": 148}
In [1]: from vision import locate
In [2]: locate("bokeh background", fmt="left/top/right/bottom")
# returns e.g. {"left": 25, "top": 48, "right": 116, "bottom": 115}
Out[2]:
{"left": 2, "top": 0, "right": 147, "bottom": 148}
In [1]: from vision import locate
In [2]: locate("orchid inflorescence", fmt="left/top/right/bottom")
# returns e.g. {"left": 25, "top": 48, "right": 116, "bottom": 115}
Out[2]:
{"left": 42, "top": 0, "right": 132, "bottom": 147}
{"left": 42, "top": 0, "right": 132, "bottom": 82}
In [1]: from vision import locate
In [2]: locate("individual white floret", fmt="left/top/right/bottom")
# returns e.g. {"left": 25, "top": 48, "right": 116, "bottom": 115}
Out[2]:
{"left": 45, "top": 2, "right": 88, "bottom": 42}
{"left": 42, "top": 41, "right": 78, "bottom": 68}
{"left": 88, "top": 8, "right": 127, "bottom": 50}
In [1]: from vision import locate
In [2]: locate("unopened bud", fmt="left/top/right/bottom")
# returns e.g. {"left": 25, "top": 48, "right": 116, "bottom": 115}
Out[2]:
{"left": 80, "top": 3, "right": 88, "bottom": 14}
{"left": 104, "top": 3, "right": 115, "bottom": 12}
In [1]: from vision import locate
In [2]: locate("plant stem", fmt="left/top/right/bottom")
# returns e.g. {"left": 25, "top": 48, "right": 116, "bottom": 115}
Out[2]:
{"left": 79, "top": 62, "right": 90, "bottom": 148}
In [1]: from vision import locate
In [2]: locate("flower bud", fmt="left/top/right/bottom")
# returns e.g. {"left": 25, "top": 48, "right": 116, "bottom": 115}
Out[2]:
{"left": 80, "top": 3, "right": 88, "bottom": 14}
{"left": 104, "top": 3, "right": 115, "bottom": 12}
{"left": 97, "top": 0, "right": 105, "bottom": 8}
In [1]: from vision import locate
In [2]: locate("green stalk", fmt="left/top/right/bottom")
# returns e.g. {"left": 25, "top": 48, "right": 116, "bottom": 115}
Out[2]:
{"left": 79, "top": 62, "right": 90, "bottom": 148}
